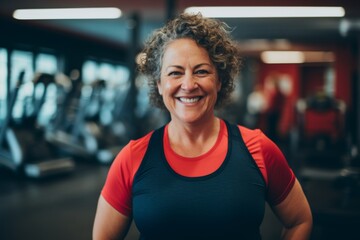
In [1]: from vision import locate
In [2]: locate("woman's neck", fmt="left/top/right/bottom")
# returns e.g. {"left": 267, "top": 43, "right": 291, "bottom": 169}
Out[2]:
{"left": 167, "top": 117, "right": 221, "bottom": 157}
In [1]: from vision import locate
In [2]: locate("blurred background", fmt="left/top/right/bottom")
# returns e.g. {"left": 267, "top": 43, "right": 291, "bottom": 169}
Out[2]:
{"left": 0, "top": 0, "right": 359, "bottom": 239}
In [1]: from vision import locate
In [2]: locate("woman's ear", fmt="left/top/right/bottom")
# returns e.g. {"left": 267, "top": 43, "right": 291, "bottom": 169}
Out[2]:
{"left": 217, "top": 79, "right": 222, "bottom": 92}
{"left": 157, "top": 80, "right": 162, "bottom": 95}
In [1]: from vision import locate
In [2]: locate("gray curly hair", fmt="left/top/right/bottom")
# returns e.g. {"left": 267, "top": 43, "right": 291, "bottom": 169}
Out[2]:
{"left": 137, "top": 13, "right": 242, "bottom": 109}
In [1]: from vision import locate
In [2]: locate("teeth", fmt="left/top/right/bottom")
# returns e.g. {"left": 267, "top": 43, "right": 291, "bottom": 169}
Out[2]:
{"left": 179, "top": 97, "right": 200, "bottom": 103}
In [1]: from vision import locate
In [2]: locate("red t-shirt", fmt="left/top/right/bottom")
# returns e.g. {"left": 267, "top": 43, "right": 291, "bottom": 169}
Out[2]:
{"left": 102, "top": 120, "right": 295, "bottom": 216}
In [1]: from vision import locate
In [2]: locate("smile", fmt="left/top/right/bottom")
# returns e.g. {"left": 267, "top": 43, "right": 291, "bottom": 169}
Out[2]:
{"left": 178, "top": 97, "right": 202, "bottom": 103}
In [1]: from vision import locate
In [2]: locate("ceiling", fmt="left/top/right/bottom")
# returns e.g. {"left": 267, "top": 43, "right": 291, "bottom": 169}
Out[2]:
{"left": 1, "top": 0, "right": 360, "bottom": 53}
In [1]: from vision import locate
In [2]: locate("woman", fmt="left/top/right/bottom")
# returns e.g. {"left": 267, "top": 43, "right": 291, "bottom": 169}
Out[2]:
{"left": 93, "top": 13, "right": 312, "bottom": 239}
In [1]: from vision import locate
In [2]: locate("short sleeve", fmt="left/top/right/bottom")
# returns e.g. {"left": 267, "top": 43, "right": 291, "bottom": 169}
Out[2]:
{"left": 260, "top": 133, "right": 295, "bottom": 205}
{"left": 101, "top": 143, "right": 133, "bottom": 216}
{"left": 101, "top": 132, "right": 152, "bottom": 216}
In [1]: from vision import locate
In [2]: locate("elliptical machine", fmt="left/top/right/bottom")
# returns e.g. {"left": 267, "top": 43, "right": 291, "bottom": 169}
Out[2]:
{"left": 0, "top": 71, "right": 75, "bottom": 178}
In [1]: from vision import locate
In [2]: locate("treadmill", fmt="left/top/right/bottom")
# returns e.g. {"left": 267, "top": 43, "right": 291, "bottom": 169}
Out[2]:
{"left": 0, "top": 71, "right": 75, "bottom": 178}
{"left": 46, "top": 79, "right": 128, "bottom": 164}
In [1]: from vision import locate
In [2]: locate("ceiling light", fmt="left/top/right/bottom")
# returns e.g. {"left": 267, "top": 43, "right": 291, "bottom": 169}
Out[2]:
{"left": 185, "top": 6, "right": 345, "bottom": 18}
{"left": 261, "top": 51, "right": 305, "bottom": 64}
{"left": 13, "top": 7, "right": 122, "bottom": 20}
{"left": 261, "top": 51, "right": 335, "bottom": 64}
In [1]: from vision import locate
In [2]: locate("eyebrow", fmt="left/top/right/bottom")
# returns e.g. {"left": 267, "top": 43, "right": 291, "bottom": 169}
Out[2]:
{"left": 165, "top": 63, "right": 212, "bottom": 71}
{"left": 165, "top": 65, "right": 183, "bottom": 71}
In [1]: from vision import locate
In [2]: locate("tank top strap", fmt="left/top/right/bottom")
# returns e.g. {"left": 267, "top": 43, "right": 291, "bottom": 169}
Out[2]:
{"left": 225, "top": 120, "right": 258, "bottom": 165}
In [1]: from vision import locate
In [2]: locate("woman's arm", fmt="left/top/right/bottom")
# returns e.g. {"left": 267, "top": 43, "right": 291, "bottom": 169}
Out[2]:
{"left": 272, "top": 178, "right": 313, "bottom": 240}
{"left": 93, "top": 195, "right": 132, "bottom": 240}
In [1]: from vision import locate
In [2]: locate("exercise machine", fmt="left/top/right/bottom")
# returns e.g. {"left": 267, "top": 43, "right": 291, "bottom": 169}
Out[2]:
{"left": 0, "top": 72, "right": 75, "bottom": 178}
{"left": 46, "top": 78, "right": 130, "bottom": 164}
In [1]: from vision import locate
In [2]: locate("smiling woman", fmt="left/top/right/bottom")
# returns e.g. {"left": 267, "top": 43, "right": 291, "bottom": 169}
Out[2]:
{"left": 157, "top": 38, "right": 221, "bottom": 125}
{"left": 138, "top": 13, "right": 241, "bottom": 110}
{"left": 93, "top": 13, "right": 312, "bottom": 240}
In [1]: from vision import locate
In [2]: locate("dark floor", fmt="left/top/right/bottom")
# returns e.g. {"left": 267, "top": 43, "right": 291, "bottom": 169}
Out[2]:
{"left": 0, "top": 158, "right": 359, "bottom": 240}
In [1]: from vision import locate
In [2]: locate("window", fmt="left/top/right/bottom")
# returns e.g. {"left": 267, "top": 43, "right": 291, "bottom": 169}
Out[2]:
{"left": 98, "top": 62, "right": 115, "bottom": 83}
{"left": 82, "top": 60, "right": 130, "bottom": 86}
{"left": 114, "top": 65, "right": 130, "bottom": 87}
{"left": 11, "top": 50, "right": 34, "bottom": 119}
{"left": 82, "top": 60, "right": 130, "bottom": 125}
{"left": 35, "top": 53, "right": 58, "bottom": 125}
{"left": 0, "top": 49, "right": 7, "bottom": 120}
{"left": 82, "top": 60, "right": 98, "bottom": 85}
{"left": 35, "top": 53, "right": 58, "bottom": 74}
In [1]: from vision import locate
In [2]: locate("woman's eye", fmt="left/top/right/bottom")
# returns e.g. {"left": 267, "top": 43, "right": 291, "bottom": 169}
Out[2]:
{"left": 168, "top": 71, "right": 182, "bottom": 76}
{"left": 195, "top": 69, "right": 209, "bottom": 75}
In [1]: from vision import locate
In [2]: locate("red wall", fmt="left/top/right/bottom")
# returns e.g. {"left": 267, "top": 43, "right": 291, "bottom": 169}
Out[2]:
{"left": 256, "top": 46, "right": 353, "bottom": 138}
{"left": 258, "top": 63, "right": 300, "bottom": 137}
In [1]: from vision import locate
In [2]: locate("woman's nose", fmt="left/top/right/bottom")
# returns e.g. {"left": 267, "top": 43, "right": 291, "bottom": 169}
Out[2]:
{"left": 181, "top": 74, "right": 198, "bottom": 91}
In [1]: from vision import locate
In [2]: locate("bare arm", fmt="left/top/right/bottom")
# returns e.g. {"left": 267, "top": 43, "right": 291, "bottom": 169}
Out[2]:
{"left": 272, "top": 179, "right": 313, "bottom": 240}
{"left": 93, "top": 195, "right": 132, "bottom": 240}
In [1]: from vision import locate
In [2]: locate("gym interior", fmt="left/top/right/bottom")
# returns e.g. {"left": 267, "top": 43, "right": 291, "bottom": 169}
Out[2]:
{"left": 1, "top": 1, "right": 360, "bottom": 239}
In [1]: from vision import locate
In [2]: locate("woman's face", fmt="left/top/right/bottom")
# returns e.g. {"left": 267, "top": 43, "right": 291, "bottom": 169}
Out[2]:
{"left": 158, "top": 38, "right": 221, "bottom": 124}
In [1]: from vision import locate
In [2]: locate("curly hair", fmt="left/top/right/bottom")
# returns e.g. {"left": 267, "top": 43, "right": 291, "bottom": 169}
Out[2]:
{"left": 137, "top": 13, "right": 242, "bottom": 109}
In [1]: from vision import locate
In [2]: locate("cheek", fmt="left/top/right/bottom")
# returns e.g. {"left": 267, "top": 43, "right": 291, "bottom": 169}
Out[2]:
{"left": 157, "top": 78, "right": 171, "bottom": 95}
{"left": 161, "top": 80, "right": 173, "bottom": 94}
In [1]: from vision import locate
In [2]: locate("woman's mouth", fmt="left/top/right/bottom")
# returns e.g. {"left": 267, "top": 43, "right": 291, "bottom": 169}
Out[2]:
{"left": 178, "top": 97, "right": 202, "bottom": 103}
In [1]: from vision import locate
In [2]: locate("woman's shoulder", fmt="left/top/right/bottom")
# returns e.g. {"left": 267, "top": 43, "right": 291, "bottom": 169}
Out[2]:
{"left": 236, "top": 124, "right": 278, "bottom": 154}
{"left": 113, "top": 129, "right": 156, "bottom": 166}
{"left": 125, "top": 125, "right": 167, "bottom": 161}
{"left": 237, "top": 125, "right": 265, "bottom": 144}
{"left": 111, "top": 128, "right": 159, "bottom": 181}
{"left": 127, "top": 130, "right": 154, "bottom": 152}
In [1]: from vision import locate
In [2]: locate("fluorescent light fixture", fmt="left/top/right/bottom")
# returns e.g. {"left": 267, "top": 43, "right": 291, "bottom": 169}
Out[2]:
{"left": 185, "top": 6, "right": 345, "bottom": 18}
{"left": 261, "top": 51, "right": 305, "bottom": 64}
{"left": 13, "top": 7, "right": 122, "bottom": 20}
{"left": 261, "top": 51, "right": 335, "bottom": 64}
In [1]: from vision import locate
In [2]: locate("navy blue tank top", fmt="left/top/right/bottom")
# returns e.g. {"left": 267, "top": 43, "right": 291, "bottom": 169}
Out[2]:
{"left": 132, "top": 121, "right": 266, "bottom": 239}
